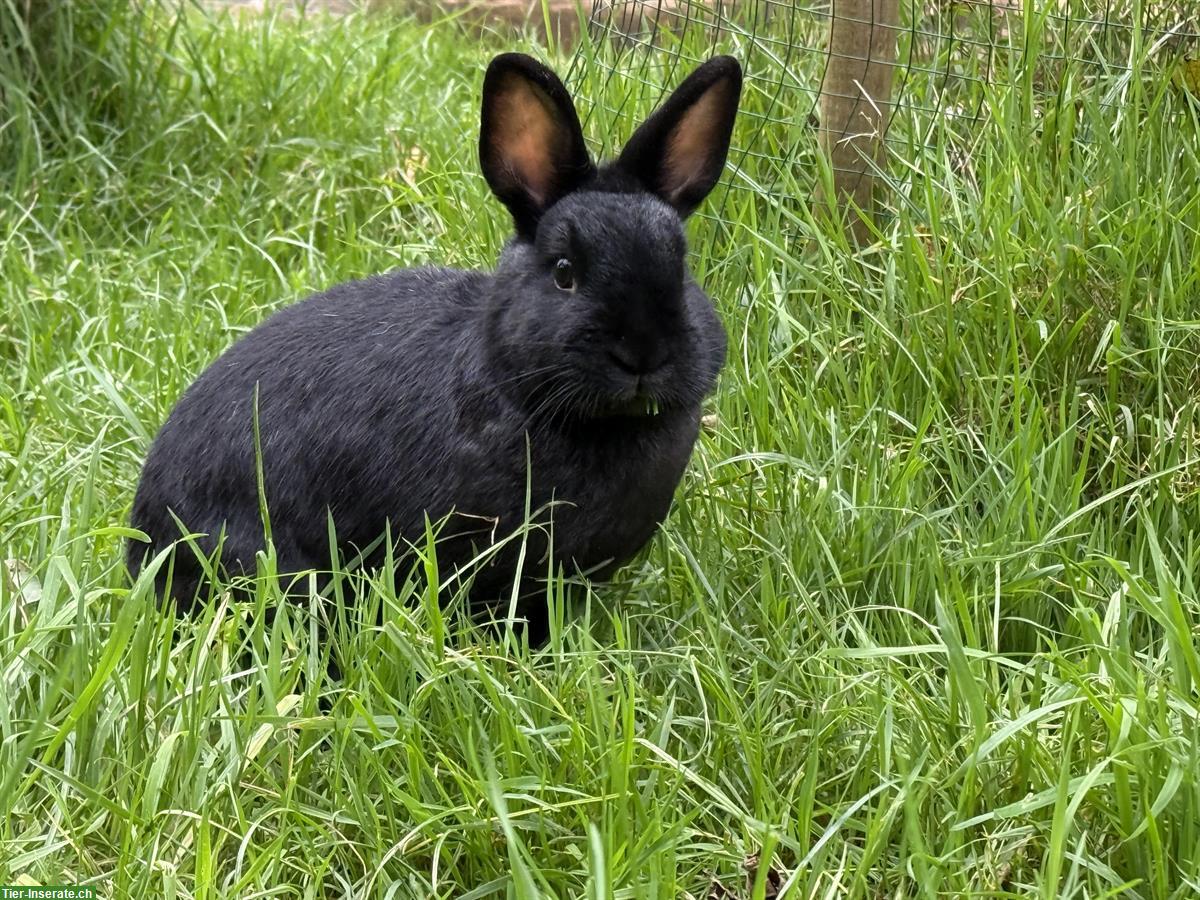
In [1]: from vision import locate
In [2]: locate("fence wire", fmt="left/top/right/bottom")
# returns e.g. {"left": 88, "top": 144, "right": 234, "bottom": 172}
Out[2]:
{"left": 569, "top": 1, "right": 1200, "bottom": 214}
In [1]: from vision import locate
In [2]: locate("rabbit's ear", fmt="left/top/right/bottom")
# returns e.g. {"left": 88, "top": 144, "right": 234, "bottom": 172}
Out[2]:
{"left": 616, "top": 56, "right": 742, "bottom": 218}
{"left": 480, "top": 53, "right": 594, "bottom": 239}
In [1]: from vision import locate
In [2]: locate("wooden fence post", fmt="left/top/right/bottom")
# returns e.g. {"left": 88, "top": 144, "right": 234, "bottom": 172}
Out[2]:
{"left": 813, "top": 0, "right": 901, "bottom": 244}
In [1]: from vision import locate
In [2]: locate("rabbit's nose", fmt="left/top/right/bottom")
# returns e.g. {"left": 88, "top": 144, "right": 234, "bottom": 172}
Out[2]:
{"left": 609, "top": 338, "right": 668, "bottom": 375}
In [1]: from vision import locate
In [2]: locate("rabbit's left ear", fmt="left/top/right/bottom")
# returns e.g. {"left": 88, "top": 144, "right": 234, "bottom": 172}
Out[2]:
{"left": 616, "top": 56, "right": 742, "bottom": 218}
{"left": 480, "top": 53, "right": 595, "bottom": 239}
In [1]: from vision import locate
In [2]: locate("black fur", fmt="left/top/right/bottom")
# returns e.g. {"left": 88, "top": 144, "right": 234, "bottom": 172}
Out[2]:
{"left": 129, "top": 53, "right": 743, "bottom": 641}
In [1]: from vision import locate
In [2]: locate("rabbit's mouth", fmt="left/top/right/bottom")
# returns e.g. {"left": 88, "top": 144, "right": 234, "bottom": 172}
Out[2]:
{"left": 598, "top": 392, "right": 663, "bottom": 418}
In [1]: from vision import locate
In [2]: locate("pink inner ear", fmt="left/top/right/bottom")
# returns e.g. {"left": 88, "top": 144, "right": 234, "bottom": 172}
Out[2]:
{"left": 491, "top": 75, "right": 559, "bottom": 208}
{"left": 663, "top": 82, "right": 733, "bottom": 204}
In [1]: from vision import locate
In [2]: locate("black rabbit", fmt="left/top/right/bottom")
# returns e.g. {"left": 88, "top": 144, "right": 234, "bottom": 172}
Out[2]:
{"left": 129, "top": 53, "right": 742, "bottom": 642}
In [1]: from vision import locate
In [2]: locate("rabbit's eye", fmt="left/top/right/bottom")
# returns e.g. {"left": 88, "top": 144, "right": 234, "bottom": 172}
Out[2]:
{"left": 553, "top": 258, "right": 575, "bottom": 292}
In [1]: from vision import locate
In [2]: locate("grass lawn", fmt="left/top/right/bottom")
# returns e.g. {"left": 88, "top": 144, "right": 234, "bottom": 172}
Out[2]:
{"left": 1, "top": 3, "right": 1199, "bottom": 897}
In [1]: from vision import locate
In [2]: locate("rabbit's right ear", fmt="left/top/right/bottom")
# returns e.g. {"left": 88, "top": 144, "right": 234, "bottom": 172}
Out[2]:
{"left": 480, "top": 53, "right": 594, "bottom": 240}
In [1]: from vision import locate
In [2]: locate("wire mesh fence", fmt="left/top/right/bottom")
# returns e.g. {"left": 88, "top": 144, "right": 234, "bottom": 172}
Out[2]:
{"left": 568, "top": 0, "right": 1200, "bottom": 237}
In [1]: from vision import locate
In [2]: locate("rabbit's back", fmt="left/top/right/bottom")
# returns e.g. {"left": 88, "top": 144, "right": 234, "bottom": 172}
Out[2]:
{"left": 130, "top": 268, "right": 500, "bottom": 594}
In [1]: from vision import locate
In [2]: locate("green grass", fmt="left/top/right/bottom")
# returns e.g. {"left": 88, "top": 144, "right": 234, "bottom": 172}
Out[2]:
{"left": 2, "top": 2, "right": 1199, "bottom": 897}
